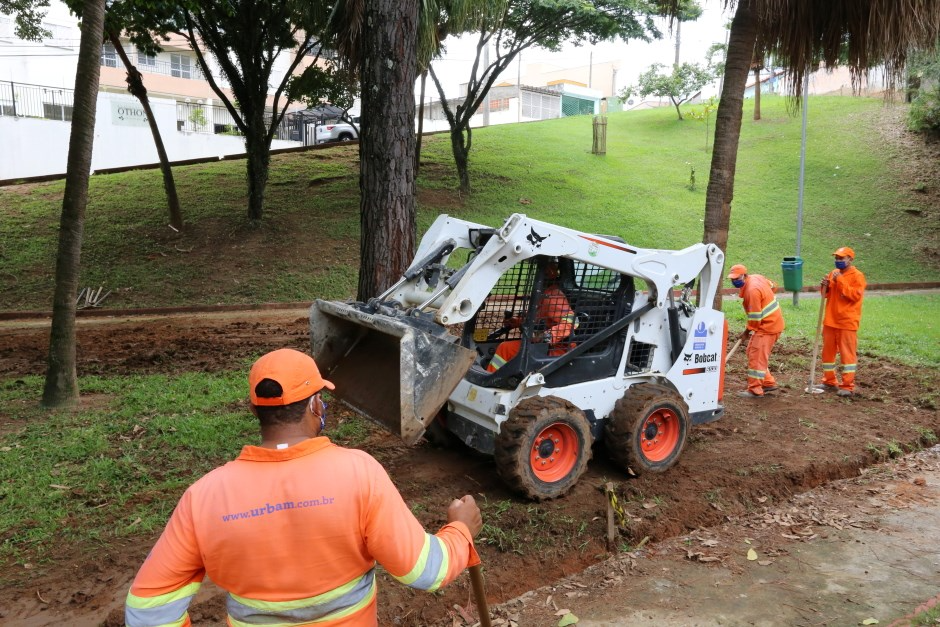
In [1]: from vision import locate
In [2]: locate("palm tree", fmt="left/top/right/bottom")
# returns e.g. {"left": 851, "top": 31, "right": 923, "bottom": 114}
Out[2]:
{"left": 702, "top": 0, "right": 940, "bottom": 304}
{"left": 42, "top": 0, "right": 107, "bottom": 407}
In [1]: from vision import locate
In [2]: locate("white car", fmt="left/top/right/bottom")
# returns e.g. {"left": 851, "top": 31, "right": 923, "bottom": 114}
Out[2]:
{"left": 314, "top": 117, "right": 359, "bottom": 144}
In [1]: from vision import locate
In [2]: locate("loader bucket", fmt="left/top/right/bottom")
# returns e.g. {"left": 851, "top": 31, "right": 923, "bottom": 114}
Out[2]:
{"left": 309, "top": 299, "right": 476, "bottom": 445}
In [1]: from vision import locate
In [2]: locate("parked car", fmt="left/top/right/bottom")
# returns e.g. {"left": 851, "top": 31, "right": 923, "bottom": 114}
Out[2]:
{"left": 314, "top": 116, "right": 359, "bottom": 144}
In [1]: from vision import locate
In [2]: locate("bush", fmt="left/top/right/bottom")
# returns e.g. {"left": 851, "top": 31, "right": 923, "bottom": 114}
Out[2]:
{"left": 907, "top": 85, "right": 940, "bottom": 137}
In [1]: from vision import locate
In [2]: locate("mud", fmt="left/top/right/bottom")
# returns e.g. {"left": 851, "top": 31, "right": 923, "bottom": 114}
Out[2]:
{"left": 0, "top": 309, "right": 937, "bottom": 626}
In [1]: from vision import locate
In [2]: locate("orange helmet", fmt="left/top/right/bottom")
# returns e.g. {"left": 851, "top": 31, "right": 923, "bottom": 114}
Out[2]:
{"left": 832, "top": 246, "right": 855, "bottom": 259}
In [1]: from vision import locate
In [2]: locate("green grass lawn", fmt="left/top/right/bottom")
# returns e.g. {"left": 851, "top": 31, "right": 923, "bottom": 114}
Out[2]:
{"left": 0, "top": 95, "right": 936, "bottom": 311}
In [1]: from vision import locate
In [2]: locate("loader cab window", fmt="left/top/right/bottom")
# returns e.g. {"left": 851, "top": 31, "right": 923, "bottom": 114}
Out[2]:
{"left": 463, "top": 256, "right": 635, "bottom": 389}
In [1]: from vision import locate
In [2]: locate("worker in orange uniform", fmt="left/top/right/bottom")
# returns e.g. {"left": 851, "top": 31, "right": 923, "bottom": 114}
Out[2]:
{"left": 487, "top": 261, "right": 578, "bottom": 372}
{"left": 727, "top": 264, "right": 785, "bottom": 398}
{"left": 125, "top": 348, "right": 483, "bottom": 627}
{"left": 814, "top": 246, "right": 866, "bottom": 397}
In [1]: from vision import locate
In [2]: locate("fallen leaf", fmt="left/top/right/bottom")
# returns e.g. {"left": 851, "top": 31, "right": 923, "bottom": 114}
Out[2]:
{"left": 747, "top": 549, "right": 758, "bottom": 561}
{"left": 555, "top": 609, "right": 571, "bottom": 616}
{"left": 757, "top": 560, "right": 773, "bottom": 566}
{"left": 757, "top": 496, "right": 768, "bottom": 503}
{"left": 861, "top": 619, "right": 879, "bottom": 625}
{"left": 49, "top": 484, "right": 71, "bottom": 490}
{"left": 642, "top": 502, "right": 657, "bottom": 509}
{"left": 558, "top": 613, "right": 579, "bottom": 626}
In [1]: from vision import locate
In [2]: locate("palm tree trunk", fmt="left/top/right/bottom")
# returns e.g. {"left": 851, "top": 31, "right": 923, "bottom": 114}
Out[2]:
{"left": 703, "top": 0, "right": 758, "bottom": 308}
{"left": 108, "top": 30, "right": 183, "bottom": 232}
{"left": 416, "top": 69, "right": 427, "bottom": 174}
{"left": 42, "top": 0, "right": 106, "bottom": 408}
{"left": 357, "top": 0, "right": 419, "bottom": 300}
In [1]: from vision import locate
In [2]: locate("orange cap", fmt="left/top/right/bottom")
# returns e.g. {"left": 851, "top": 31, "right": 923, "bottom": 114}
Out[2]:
{"left": 832, "top": 246, "right": 855, "bottom": 259}
{"left": 249, "top": 348, "right": 334, "bottom": 407}
{"left": 726, "top": 264, "right": 747, "bottom": 280}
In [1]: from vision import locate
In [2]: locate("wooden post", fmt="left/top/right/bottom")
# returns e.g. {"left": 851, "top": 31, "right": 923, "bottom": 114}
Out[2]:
{"left": 592, "top": 115, "right": 607, "bottom": 155}
{"left": 605, "top": 481, "right": 617, "bottom": 550}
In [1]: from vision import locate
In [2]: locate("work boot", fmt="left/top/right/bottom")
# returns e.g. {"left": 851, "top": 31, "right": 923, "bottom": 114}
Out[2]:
{"left": 813, "top": 384, "right": 838, "bottom": 393}
{"left": 837, "top": 389, "right": 854, "bottom": 397}
{"left": 762, "top": 386, "right": 779, "bottom": 393}
{"left": 737, "top": 390, "right": 764, "bottom": 398}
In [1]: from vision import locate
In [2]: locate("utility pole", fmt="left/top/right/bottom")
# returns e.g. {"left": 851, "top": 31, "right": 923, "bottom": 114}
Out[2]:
{"left": 517, "top": 52, "right": 522, "bottom": 123}
{"left": 793, "top": 70, "right": 810, "bottom": 307}
{"left": 588, "top": 51, "right": 593, "bottom": 88}
{"left": 674, "top": 21, "right": 681, "bottom": 68}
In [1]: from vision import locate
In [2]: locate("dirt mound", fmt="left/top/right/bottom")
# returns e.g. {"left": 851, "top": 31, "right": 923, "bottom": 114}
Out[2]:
{"left": 0, "top": 310, "right": 937, "bottom": 626}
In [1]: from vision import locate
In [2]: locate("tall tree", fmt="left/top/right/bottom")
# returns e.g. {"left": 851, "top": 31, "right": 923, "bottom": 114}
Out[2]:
{"left": 429, "top": 0, "right": 657, "bottom": 194}
{"left": 354, "top": 0, "right": 419, "bottom": 299}
{"left": 129, "top": 0, "right": 333, "bottom": 222}
{"left": 106, "top": 30, "right": 184, "bottom": 231}
{"left": 41, "top": 0, "right": 106, "bottom": 407}
{"left": 702, "top": 0, "right": 940, "bottom": 305}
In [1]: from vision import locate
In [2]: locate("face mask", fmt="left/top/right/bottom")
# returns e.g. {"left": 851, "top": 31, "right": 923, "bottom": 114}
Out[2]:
{"left": 835, "top": 260, "right": 848, "bottom": 270}
{"left": 731, "top": 278, "right": 745, "bottom": 288}
{"left": 320, "top": 402, "right": 328, "bottom": 432}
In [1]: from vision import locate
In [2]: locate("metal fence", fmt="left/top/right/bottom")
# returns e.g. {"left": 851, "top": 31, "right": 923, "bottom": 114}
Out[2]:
{"left": 175, "top": 101, "right": 303, "bottom": 142}
{"left": 0, "top": 81, "right": 75, "bottom": 121}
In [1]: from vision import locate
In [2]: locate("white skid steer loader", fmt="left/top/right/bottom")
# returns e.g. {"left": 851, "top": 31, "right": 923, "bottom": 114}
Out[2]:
{"left": 310, "top": 214, "right": 728, "bottom": 500}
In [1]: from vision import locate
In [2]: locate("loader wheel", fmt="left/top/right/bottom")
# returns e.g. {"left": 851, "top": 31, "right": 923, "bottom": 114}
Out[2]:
{"left": 494, "top": 396, "right": 592, "bottom": 501}
{"left": 604, "top": 383, "right": 689, "bottom": 476}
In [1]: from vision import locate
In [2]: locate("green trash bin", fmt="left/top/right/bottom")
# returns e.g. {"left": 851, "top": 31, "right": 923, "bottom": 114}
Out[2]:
{"left": 781, "top": 256, "right": 804, "bottom": 292}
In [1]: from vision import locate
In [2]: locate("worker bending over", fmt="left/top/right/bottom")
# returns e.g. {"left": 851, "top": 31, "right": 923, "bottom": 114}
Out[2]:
{"left": 727, "top": 264, "right": 785, "bottom": 398}
{"left": 125, "top": 348, "right": 482, "bottom": 627}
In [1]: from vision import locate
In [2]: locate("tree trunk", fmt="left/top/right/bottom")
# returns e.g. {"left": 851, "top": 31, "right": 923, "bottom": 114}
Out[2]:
{"left": 672, "top": 97, "right": 683, "bottom": 120}
{"left": 753, "top": 63, "right": 761, "bottom": 121}
{"left": 415, "top": 69, "right": 427, "bottom": 174}
{"left": 41, "top": 0, "right": 106, "bottom": 408}
{"left": 451, "top": 126, "right": 471, "bottom": 195}
{"left": 108, "top": 31, "right": 183, "bottom": 232}
{"left": 245, "top": 112, "right": 270, "bottom": 222}
{"left": 702, "top": 0, "right": 758, "bottom": 309}
{"left": 357, "top": 0, "right": 419, "bottom": 300}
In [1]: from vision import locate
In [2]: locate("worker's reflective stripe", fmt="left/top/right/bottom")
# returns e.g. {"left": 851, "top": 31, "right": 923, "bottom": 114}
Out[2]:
{"left": 392, "top": 533, "right": 450, "bottom": 591}
{"left": 125, "top": 582, "right": 201, "bottom": 627}
{"left": 488, "top": 354, "right": 507, "bottom": 371}
{"left": 562, "top": 313, "right": 580, "bottom": 329}
{"left": 822, "top": 362, "right": 836, "bottom": 372}
{"left": 748, "top": 300, "right": 780, "bottom": 320}
{"left": 843, "top": 363, "right": 857, "bottom": 372}
{"left": 747, "top": 369, "right": 765, "bottom": 379}
{"left": 227, "top": 569, "right": 376, "bottom": 625}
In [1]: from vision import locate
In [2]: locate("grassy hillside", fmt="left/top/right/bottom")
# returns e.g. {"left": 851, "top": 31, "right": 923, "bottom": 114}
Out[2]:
{"left": 0, "top": 95, "right": 936, "bottom": 311}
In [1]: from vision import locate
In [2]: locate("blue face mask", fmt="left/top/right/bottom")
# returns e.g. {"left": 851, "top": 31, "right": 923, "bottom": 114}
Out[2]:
{"left": 731, "top": 278, "right": 745, "bottom": 288}
{"left": 835, "top": 260, "right": 849, "bottom": 270}
{"left": 320, "top": 402, "right": 328, "bottom": 432}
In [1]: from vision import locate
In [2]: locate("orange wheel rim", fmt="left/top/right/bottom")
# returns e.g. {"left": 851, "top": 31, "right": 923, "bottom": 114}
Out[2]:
{"left": 640, "top": 408, "right": 679, "bottom": 462}
{"left": 530, "top": 422, "right": 579, "bottom": 482}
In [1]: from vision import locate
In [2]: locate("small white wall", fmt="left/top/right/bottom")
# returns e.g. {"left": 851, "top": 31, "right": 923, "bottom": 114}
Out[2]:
{"left": 0, "top": 91, "right": 298, "bottom": 180}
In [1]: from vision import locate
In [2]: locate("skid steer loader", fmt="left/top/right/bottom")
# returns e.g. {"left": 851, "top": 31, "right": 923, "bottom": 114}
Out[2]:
{"left": 310, "top": 214, "right": 728, "bottom": 500}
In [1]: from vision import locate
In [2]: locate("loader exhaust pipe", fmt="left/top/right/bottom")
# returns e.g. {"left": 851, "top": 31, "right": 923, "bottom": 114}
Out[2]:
{"left": 310, "top": 299, "right": 476, "bottom": 445}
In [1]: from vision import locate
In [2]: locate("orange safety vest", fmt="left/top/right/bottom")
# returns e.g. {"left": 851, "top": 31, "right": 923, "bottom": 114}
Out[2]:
{"left": 822, "top": 265, "right": 865, "bottom": 330}
{"left": 738, "top": 274, "right": 784, "bottom": 334}
{"left": 487, "top": 286, "right": 577, "bottom": 372}
{"left": 125, "top": 438, "right": 476, "bottom": 626}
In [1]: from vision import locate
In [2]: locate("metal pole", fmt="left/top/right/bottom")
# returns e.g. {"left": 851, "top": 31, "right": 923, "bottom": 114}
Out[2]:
{"left": 517, "top": 52, "right": 522, "bottom": 123}
{"left": 794, "top": 69, "right": 810, "bottom": 307}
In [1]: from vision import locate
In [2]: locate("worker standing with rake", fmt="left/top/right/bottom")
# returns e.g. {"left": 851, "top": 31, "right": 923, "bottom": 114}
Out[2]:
{"left": 125, "top": 348, "right": 483, "bottom": 627}
{"left": 815, "top": 247, "right": 866, "bottom": 397}
{"left": 727, "top": 264, "right": 785, "bottom": 398}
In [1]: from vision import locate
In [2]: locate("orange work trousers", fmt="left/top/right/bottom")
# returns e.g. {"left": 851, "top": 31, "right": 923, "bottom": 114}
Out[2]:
{"left": 821, "top": 326, "right": 858, "bottom": 391}
{"left": 745, "top": 332, "right": 780, "bottom": 395}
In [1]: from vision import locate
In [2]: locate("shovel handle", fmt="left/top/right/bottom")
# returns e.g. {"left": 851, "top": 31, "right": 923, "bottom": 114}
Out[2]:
{"left": 468, "top": 564, "right": 492, "bottom": 627}
{"left": 807, "top": 295, "right": 827, "bottom": 391}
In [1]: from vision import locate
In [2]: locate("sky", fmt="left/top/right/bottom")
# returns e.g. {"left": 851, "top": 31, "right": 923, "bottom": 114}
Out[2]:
{"left": 427, "top": 1, "right": 731, "bottom": 99}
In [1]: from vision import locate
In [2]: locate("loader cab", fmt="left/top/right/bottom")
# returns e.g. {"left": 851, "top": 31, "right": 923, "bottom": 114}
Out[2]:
{"left": 463, "top": 255, "right": 634, "bottom": 389}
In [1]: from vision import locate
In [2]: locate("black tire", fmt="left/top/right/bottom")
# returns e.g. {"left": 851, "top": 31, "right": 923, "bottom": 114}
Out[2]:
{"left": 604, "top": 383, "right": 689, "bottom": 476}
{"left": 338, "top": 132, "right": 354, "bottom": 141}
{"left": 494, "top": 396, "right": 592, "bottom": 500}
{"left": 422, "top": 412, "right": 463, "bottom": 449}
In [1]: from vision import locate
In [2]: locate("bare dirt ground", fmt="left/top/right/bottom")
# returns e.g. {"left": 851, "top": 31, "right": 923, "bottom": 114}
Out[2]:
{"left": 1, "top": 309, "right": 937, "bottom": 626}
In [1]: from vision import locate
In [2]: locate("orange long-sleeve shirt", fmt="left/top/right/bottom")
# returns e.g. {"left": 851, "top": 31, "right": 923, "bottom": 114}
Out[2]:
{"left": 823, "top": 265, "right": 866, "bottom": 330}
{"left": 738, "top": 274, "right": 784, "bottom": 334}
{"left": 125, "top": 437, "right": 476, "bottom": 626}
